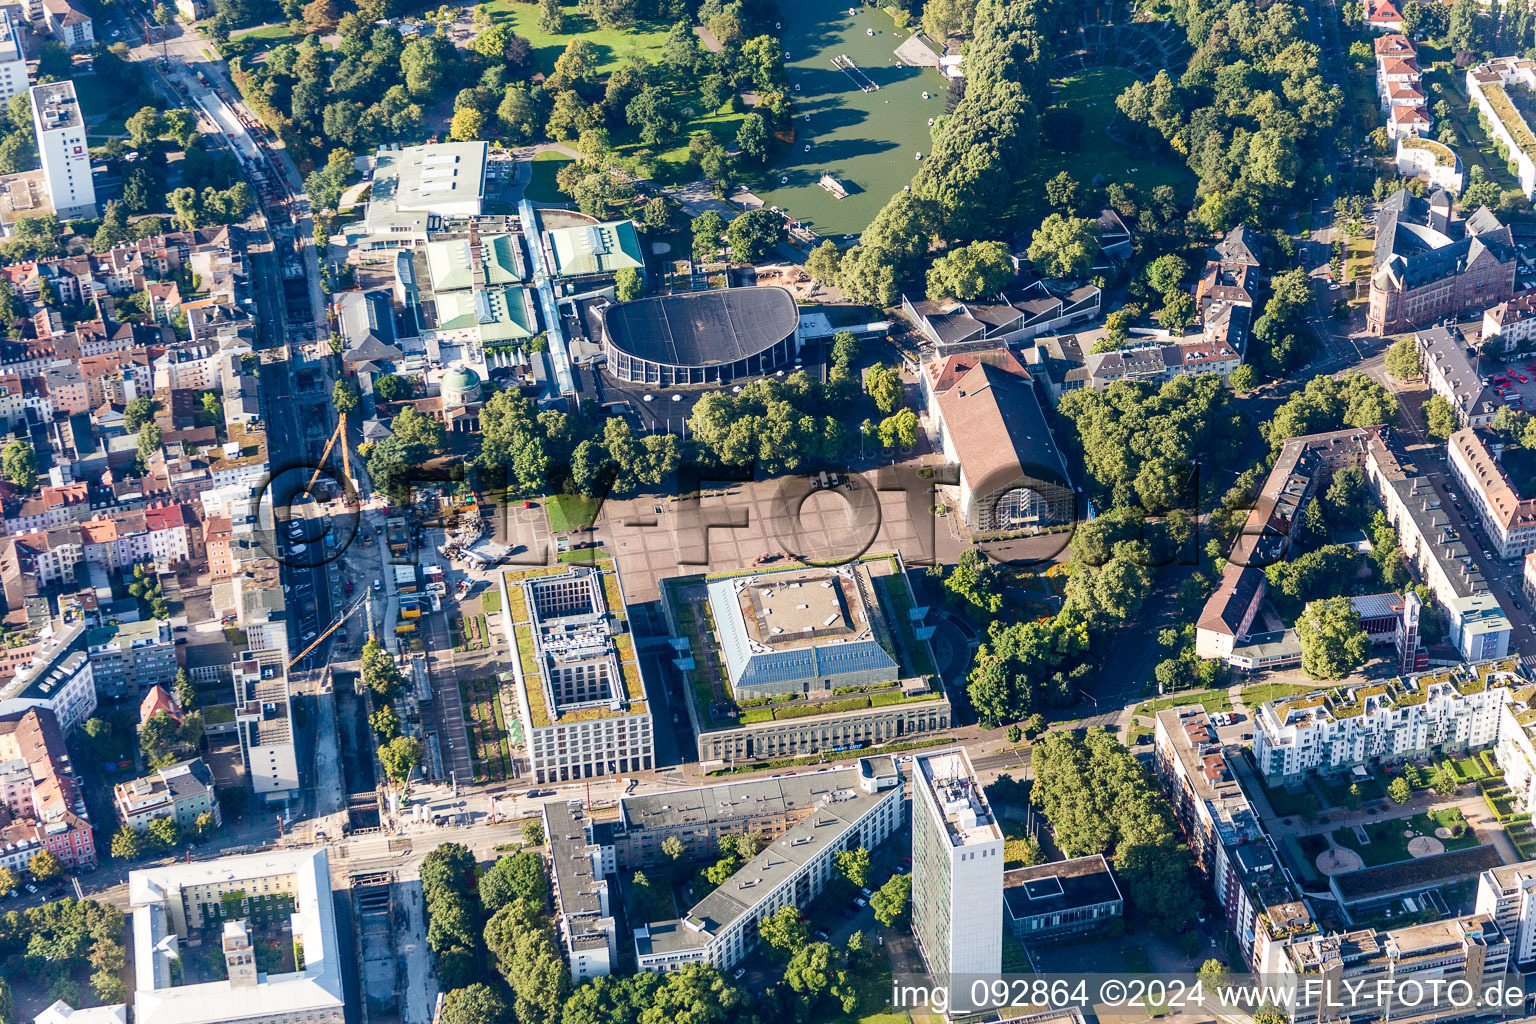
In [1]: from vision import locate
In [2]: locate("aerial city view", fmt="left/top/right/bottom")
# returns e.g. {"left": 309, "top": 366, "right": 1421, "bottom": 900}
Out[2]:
{"left": 15, "top": 0, "right": 1536, "bottom": 1020}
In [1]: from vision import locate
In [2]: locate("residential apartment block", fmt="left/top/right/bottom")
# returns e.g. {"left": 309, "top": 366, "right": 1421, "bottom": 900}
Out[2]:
{"left": 543, "top": 799, "right": 617, "bottom": 984}
{"left": 1468, "top": 57, "right": 1536, "bottom": 197}
{"left": 1284, "top": 916, "right": 1510, "bottom": 1023}
{"left": 0, "top": 706, "right": 95, "bottom": 870}
{"left": 86, "top": 619, "right": 177, "bottom": 699}
{"left": 1154, "top": 706, "right": 1313, "bottom": 974}
{"left": 1449, "top": 427, "right": 1536, "bottom": 560}
{"left": 114, "top": 758, "right": 220, "bottom": 831}
{"left": 1416, "top": 326, "right": 1504, "bottom": 428}
{"left": 0, "top": 10, "right": 28, "bottom": 104}
{"left": 1253, "top": 660, "right": 1520, "bottom": 784}
{"left": 634, "top": 756, "right": 903, "bottom": 973}
{"left": 0, "top": 620, "right": 95, "bottom": 732}
{"left": 911, "top": 748, "right": 1003, "bottom": 1014}
{"left": 1476, "top": 859, "right": 1536, "bottom": 965}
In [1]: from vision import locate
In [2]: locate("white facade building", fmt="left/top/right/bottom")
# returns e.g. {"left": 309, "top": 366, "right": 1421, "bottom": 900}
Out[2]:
{"left": 499, "top": 565, "right": 654, "bottom": 784}
{"left": 1476, "top": 859, "right": 1536, "bottom": 964}
{"left": 130, "top": 849, "right": 344, "bottom": 1024}
{"left": 911, "top": 748, "right": 1003, "bottom": 1014}
{"left": 1449, "top": 427, "right": 1536, "bottom": 560}
{"left": 1395, "top": 137, "right": 1466, "bottom": 193}
{"left": 30, "top": 81, "right": 95, "bottom": 219}
{"left": 1469, "top": 58, "right": 1536, "bottom": 197}
{"left": 0, "top": 621, "right": 96, "bottom": 732}
{"left": 232, "top": 652, "right": 299, "bottom": 801}
{"left": 633, "top": 757, "right": 904, "bottom": 973}
{"left": 543, "top": 800, "right": 617, "bottom": 984}
{"left": 0, "top": 11, "right": 28, "bottom": 104}
{"left": 1253, "top": 661, "right": 1519, "bottom": 784}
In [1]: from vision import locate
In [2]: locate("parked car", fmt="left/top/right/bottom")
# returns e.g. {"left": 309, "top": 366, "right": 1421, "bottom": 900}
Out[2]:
{"left": 854, "top": 897, "right": 867, "bottom": 908}
{"left": 733, "top": 968, "right": 746, "bottom": 980}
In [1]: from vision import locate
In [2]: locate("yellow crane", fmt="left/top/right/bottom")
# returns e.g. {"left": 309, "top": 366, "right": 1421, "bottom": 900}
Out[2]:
{"left": 288, "top": 594, "right": 367, "bottom": 668}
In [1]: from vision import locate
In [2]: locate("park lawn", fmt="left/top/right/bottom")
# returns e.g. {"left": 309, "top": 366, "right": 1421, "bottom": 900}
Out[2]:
{"left": 483, "top": 0, "right": 674, "bottom": 78}
{"left": 545, "top": 492, "right": 599, "bottom": 532}
{"left": 613, "top": 103, "right": 748, "bottom": 184}
{"left": 234, "top": 22, "right": 305, "bottom": 46}
{"left": 526, "top": 151, "right": 572, "bottom": 203}
{"left": 1134, "top": 688, "right": 1231, "bottom": 716}
{"left": 1261, "top": 781, "right": 1320, "bottom": 819}
{"left": 1341, "top": 236, "right": 1373, "bottom": 289}
{"left": 1007, "top": 66, "right": 1195, "bottom": 228}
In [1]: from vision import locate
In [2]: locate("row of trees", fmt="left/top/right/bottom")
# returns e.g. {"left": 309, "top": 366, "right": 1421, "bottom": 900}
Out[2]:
{"left": 1030, "top": 729, "right": 1200, "bottom": 932}
{"left": 361, "top": 639, "right": 422, "bottom": 784}
{"left": 826, "top": 0, "right": 1066, "bottom": 306}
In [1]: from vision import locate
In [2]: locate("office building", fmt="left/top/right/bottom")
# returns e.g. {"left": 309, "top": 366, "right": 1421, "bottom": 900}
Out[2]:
{"left": 499, "top": 564, "right": 654, "bottom": 784}
{"left": 634, "top": 756, "right": 903, "bottom": 973}
{"left": 232, "top": 651, "right": 299, "bottom": 800}
{"left": 114, "top": 758, "right": 220, "bottom": 831}
{"left": 130, "top": 849, "right": 344, "bottom": 1024}
{"left": 1253, "top": 660, "right": 1520, "bottom": 784}
{"left": 544, "top": 800, "right": 617, "bottom": 984}
{"left": 911, "top": 748, "right": 1003, "bottom": 1012}
{"left": 615, "top": 765, "right": 882, "bottom": 868}
{"left": 30, "top": 81, "right": 95, "bottom": 219}
{"left": 1154, "top": 706, "right": 1313, "bottom": 974}
{"left": 669, "top": 555, "right": 950, "bottom": 764}
{"left": 1002, "top": 856, "right": 1123, "bottom": 940}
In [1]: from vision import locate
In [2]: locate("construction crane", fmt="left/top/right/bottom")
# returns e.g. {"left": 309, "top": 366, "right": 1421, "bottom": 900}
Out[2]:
{"left": 304, "top": 418, "right": 346, "bottom": 498}
{"left": 288, "top": 594, "right": 368, "bottom": 669}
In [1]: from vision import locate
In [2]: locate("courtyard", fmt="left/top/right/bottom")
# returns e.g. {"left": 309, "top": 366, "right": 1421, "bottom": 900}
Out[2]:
{"left": 749, "top": 0, "right": 943, "bottom": 236}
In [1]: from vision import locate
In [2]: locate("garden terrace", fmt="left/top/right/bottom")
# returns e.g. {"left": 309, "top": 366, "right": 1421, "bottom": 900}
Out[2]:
{"left": 1481, "top": 83, "right": 1536, "bottom": 157}
{"left": 1401, "top": 137, "right": 1457, "bottom": 168}
{"left": 499, "top": 558, "right": 647, "bottom": 729}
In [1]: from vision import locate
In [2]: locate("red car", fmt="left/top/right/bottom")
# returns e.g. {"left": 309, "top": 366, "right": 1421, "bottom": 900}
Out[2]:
{"left": 1519, "top": 375, "right": 1529, "bottom": 383}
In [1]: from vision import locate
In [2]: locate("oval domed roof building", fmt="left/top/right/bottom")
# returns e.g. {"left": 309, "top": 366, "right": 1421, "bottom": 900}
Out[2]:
{"left": 598, "top": 286, "right": 800, "bottom": 386}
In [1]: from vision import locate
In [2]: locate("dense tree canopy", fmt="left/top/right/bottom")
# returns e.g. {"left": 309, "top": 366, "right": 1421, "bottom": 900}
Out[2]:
{"left": 1057, "top": 374, "right": 1241, "bottom": 511}
{"left": 1117, "top": 0, "right": 1342, "bottom": 229}
{"left": 1030, "top": 730, "right": 1200, "bottom": 931}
